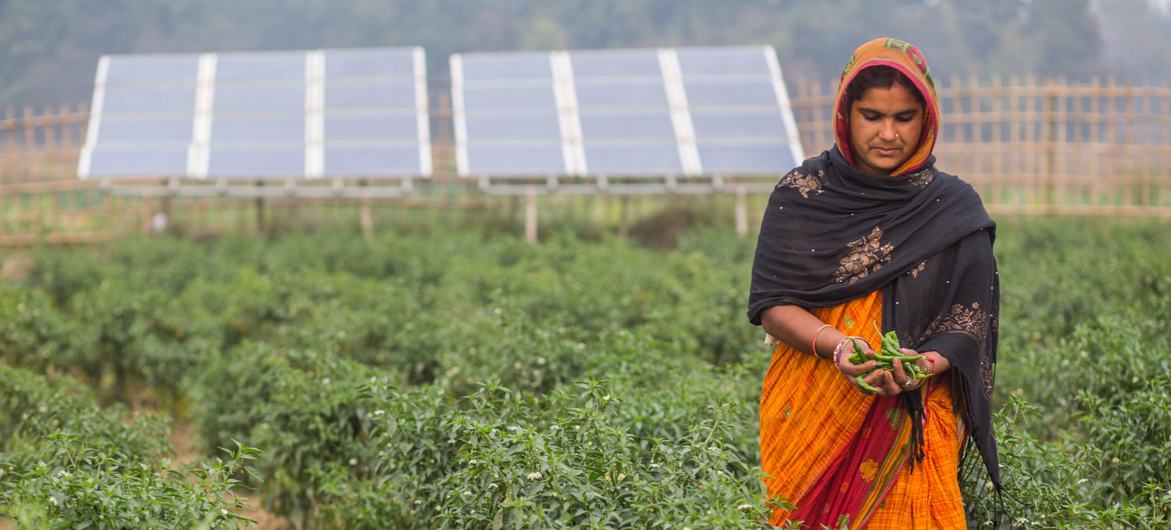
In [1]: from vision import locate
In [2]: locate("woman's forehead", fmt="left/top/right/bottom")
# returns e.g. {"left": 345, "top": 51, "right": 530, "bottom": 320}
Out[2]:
{"left": 853, "top": 84, "right": 923, "bottom": 110}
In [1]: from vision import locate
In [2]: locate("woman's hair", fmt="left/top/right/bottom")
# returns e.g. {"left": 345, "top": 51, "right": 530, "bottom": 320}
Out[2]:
{"left": 842, "top": 65, "right": 925, "bottom": 110}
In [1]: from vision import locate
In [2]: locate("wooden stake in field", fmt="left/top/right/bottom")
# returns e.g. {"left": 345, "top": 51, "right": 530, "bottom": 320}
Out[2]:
{"left": 735, "top": 185, "right": 748, "bottom": 237}
{"left": 525, "top": 186, "right": 538, "bottom": 243}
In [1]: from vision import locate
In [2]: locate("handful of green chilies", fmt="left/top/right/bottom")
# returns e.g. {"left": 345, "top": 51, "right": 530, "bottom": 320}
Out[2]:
{"left": 848, "top": 323, "right": 928, "bottom": 393}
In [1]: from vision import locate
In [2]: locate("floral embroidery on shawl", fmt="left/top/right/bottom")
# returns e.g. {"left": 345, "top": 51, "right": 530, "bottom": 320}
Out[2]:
{"left": 924, "top": 302, "right": 994, "bottom": 397}
{"left": 834, "top": 226, "right": 894, "bottom": 284}
{"left": 776, "top": 168, "right": 826, "bottom": 198}
{"left": 909, "top": 260, "right": 927, "bottom": 278}
{"left": 905, "top": 167, "right": 935, "bottom": 188}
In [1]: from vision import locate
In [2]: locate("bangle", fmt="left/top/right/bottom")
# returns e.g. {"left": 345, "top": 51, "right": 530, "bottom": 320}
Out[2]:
{"left": 833, "top": 336, "right": 867, "bottom": 368}
{"left": 810, "top": 324, "right": 833, "bottom": 359}
{"left": 923, "top": 354, "right": 937, "bottom": 377}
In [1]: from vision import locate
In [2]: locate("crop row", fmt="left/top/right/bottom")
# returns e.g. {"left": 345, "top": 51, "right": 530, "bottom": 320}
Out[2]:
{"left": 1, "top": 215, "right": 1169, "bottom": 528}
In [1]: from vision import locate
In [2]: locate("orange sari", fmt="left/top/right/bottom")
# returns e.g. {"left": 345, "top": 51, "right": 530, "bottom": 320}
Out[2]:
{"left": 759, "top": 290, "right": 966, "bottom": 528}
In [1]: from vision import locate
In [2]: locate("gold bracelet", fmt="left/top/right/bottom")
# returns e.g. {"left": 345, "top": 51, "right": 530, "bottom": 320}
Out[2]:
{"left": 810, "top": 324, "right": 833, "bottom": 359}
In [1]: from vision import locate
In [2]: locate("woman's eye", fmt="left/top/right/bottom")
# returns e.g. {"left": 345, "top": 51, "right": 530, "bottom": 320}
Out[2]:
{"left": 896, "top": 115, "right": 915, "bottom": 123}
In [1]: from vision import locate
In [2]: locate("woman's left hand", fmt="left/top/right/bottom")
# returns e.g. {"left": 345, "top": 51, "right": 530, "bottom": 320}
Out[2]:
{"left": 892, "top": 348, "right": 924, "bottom": 393}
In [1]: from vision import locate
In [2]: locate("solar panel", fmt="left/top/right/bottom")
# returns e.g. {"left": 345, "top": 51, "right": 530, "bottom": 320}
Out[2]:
{"left": 452, "top": 45, "right": 804, "bottom": 185}
{"left": 578, "top": 113, "right": 674, "bottom": 139}
{"left": 103, "top": 55, "right": 200, "bottom": 84}
{"left": 678, "top": 46, "right": 804, "bottom": 174}
{"left": 458, "top": 52, "right": 553, "bottom": 81}
{"left": 97, "top": 116, "right": 194, "bottom": 143}
{"left": 452, "top": 51, "right": 570, "bottom": 178}
{"left": 87, "top": 146, "right": 189, "bottom": 177}
{"left": 574, "top": 83, "right": 669, "bottom": 110}
{"left": 78, "top": 47, "right": 431, "bottom": 183}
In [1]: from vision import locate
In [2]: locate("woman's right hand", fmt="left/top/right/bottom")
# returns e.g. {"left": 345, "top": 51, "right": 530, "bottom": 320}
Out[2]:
{"left": 836, "top": 338, "right": 900, "bottom": 396}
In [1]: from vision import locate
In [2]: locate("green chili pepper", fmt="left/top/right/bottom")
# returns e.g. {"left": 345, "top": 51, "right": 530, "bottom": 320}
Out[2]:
{"left": 860, "top": 322, "right": 931, "bottom": 382}
{"left": 849, "top": 340, "right": 868, "bottom": 365}
{"left": 855, "top": 375, "right": 879, "bottom": 394}
{"left": 905, "top": 363, "right": 921, "bottom": 379}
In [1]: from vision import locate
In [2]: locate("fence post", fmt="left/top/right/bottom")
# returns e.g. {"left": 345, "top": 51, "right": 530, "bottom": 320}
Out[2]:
{"left": 525, "top": 186, "right": 538, "bottom": 243}
{"left": 360, "top": 199, "right": 374, "bottom": 241}
{"left": 734, "top": 186, "right": 748, "bottom": 237}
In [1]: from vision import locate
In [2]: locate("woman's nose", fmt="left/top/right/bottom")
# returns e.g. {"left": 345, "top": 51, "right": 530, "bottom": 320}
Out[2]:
{"left": 878, "top": 121, "right": 898, "bottom": 141}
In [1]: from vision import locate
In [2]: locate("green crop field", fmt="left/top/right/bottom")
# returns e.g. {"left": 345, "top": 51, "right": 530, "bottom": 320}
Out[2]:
{"left": 1, "top": 210, "right": 1169, "bottom": 529}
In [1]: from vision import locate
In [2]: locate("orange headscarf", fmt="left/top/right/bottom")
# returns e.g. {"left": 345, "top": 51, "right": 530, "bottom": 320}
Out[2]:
{"left": 832, "top": 38, "right": 940, "bottom": 176}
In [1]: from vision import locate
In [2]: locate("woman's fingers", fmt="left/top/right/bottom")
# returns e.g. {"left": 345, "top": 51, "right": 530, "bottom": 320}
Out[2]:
{"left": 880, "top": 370, "right": 902, "bottom": 395}
{"left": 892, "top": 358, "right": 910, "bottom": 388}
{"left": 839, "top": 358, "right": 876, "bottom": 377}
{"left": 862, "top": 370, "right": 892, "bottom": 395}
{"left": 845, "top": 344, "right": 924, "bottom": 395}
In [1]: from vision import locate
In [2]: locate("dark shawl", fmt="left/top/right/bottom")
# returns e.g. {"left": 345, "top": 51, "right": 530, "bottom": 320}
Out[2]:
{"left": 747, "top": 146, "right": 1001, "bottom": 488}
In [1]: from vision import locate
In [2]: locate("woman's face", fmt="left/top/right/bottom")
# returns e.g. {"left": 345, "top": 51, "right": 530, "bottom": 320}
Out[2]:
{"left": 848, "top": 82, "right": 924, "bottom": 176}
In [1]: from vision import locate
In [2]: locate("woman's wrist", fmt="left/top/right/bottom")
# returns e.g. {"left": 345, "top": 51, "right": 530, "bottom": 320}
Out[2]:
{"left": 833, "top": 336, "right": 864, "bottom": 368}
{"left": 810, "top": 324, "right": 834, "bottom": 359}
{"left": 919, "top": 351, "right": 949, "bottom": 376}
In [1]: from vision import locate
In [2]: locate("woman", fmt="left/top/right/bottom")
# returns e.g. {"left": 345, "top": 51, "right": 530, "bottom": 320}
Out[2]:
{"left": 748, "top": 38, "right": 1001, "bottom": 528}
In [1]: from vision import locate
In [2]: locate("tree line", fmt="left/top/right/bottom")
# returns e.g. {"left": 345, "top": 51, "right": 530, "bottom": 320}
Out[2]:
{"left": 1, "top": 0, "right": 1168, "bottom": 109}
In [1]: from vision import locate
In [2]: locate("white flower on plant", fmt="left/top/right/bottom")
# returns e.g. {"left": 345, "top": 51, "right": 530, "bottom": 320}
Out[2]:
{"left": 488, "top": 483, "right": 498, "bottom": 490}
{"left": 737, "top": 504, "right": 752, "bottom": 510}
{"left": 526, "top": 471, "right": 543, "bottom": 481}
{"left": 348, "top": 458, "right": 358, "bottom": 466}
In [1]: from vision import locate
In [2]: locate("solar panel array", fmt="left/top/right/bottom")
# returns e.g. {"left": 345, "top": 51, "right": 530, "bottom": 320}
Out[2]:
{"left": 79, "top": 47, "right": 430, "bottom": 182}
{"left": 78, "top": 45, "right": 804, "bottom": 197}
{"left": 452, "top": 46, "right": 804, "bottom": 182}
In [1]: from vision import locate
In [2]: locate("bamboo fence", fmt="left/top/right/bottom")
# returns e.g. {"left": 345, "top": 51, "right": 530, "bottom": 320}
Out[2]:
{"left": 2, "top": 77, "right": 1169, "bottom": 246}
{"left": 790, "top": 76, "right": 1171, "bottom": 217}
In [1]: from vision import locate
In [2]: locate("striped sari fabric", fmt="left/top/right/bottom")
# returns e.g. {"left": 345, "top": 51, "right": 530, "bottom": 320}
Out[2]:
{"left": 759, "top": 289, "right": 966, "bottom": 528}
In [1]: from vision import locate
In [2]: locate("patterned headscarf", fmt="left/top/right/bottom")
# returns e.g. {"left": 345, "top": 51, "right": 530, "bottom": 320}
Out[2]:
{"left": 833, "top": 37, "right": 940, "bottom": 177}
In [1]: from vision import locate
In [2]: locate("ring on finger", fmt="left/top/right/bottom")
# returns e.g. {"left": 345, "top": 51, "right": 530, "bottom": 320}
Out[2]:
{"left": 901, "top": 379, "right": 916, "bottom": 389}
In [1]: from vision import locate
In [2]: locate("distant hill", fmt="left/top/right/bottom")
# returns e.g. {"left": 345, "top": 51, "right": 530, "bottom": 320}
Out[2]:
{"left": 1, "top": 0, "right": 1168, "bottom": 109}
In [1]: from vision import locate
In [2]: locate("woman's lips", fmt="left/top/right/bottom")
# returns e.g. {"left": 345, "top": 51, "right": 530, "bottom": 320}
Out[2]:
{"left": 871, "top": 146, "right": 901, "bottom": 156}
